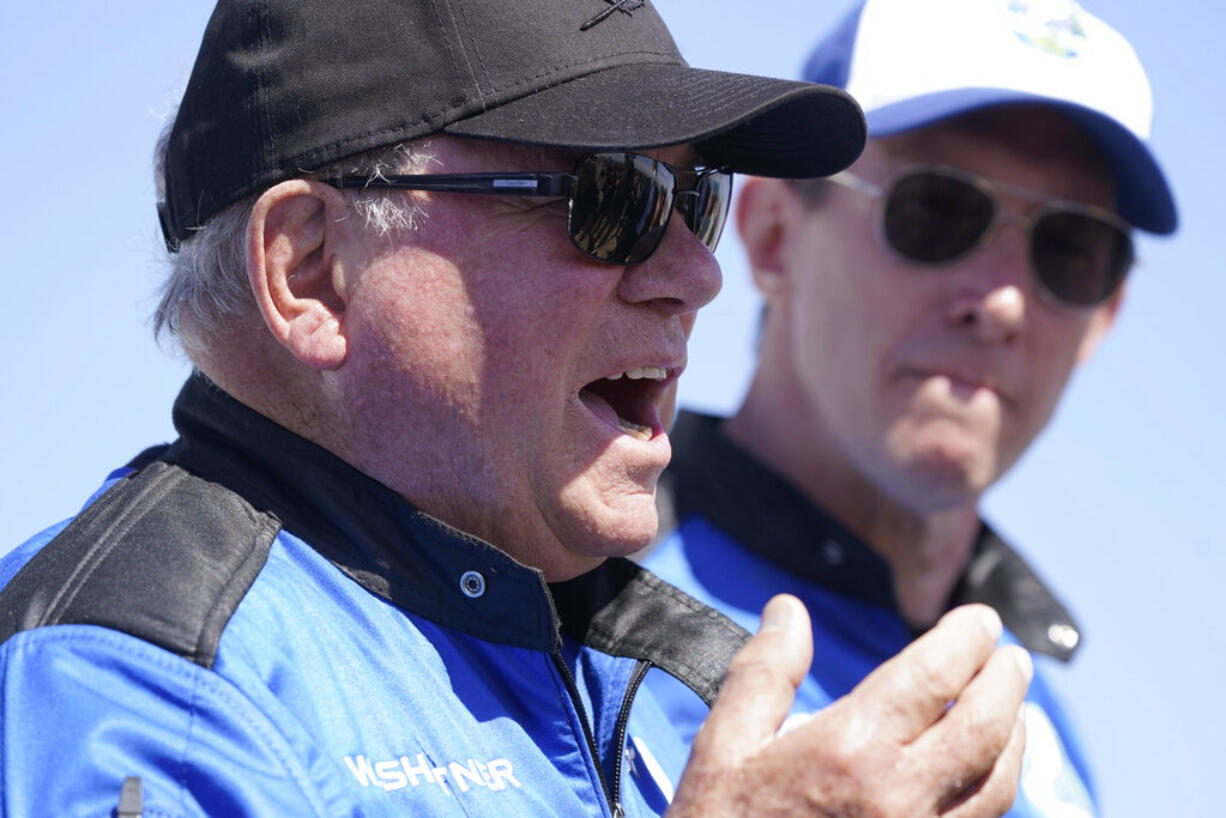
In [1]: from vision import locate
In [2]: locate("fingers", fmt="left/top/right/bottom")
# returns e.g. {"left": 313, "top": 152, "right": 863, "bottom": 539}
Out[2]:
{"left": 906, "top": 642, "right": 1032, "bottom": 811}
{"left": 941, "top": 704, "right": 1028, "bottom": 818}
{"left": 692, "top": 595, "right": 813, "bottom": 762}
{"left": 671, "top": 599, "right": 1033, "bottom": 818}
{"left": 852, "top": 604, "right": 1003, "bottom": 743}
{"left": 671, "top": 595, "right": 814, "bottom": 815}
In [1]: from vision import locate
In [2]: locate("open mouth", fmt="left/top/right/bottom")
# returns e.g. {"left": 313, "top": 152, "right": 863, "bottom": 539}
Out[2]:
{"left": 578, "top": 365, "right": 672, "bottom": 441}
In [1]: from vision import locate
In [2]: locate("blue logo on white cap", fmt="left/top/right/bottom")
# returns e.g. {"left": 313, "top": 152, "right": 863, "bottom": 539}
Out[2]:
{"left": 1007, "top": 0, "right": 1087, "bottom": 58}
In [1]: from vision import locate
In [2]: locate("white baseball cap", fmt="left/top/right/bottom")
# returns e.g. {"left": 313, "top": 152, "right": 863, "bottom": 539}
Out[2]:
{"left": 804, "top": 0, "right": 1177, "bottom": 233}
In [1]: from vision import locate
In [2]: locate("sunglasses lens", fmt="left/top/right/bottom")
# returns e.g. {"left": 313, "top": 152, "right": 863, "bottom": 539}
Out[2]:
{"left": 569, "top": 154, "right": 674, "bottom": 264}
{"left": 883, "top": 172, "right": 994, "bottom": 263}
{"left": 1031, "top": 210, "right": 1133, "bottom": 306}
{"left": 678, "top": 170, "right": 733, "bottom": 253}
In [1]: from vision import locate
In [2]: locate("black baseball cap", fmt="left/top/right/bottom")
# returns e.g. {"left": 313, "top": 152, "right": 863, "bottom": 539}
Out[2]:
{"left": 158, "top": 0, "right": 866, "bottom": 250}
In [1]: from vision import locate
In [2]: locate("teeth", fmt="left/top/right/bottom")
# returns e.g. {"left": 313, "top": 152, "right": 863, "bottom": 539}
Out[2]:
{"left": 607, "top": 365, "right": 667, "bottom": 381}
{"left": 617, "top": 417, "right": 653, "bottom": 441}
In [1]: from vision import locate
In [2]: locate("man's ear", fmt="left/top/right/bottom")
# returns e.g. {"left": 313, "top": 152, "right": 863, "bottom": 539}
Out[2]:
{"left": 736, "top": 177, "right": 803, "bottom": 303}
{"left": 1076, "top": 282, "right": 1126, "bottom": 364}
{"left": 247, "top": 179, "right": 353, "bottom": 370}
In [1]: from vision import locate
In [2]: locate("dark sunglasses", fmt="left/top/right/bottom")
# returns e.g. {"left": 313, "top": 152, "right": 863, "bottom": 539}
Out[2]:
{"left": 830, "top": 165, "right": 1134, "bottom": 307}
{"left": 333, "top": 152, "right": 733, "bottom": 266}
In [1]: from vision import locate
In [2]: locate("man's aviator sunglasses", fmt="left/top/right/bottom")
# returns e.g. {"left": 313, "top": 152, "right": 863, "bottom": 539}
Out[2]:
{"left": 334, "top": 152, "right": 733, "bottom": 266}
{"left": 829, "top": 165, "right": 1134, "bottom": 307}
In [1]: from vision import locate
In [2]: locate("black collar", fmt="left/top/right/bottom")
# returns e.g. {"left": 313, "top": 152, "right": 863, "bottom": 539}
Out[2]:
{"left": 659, "top": 411, "right": 1082, "bottom": 661}
{"left": 149, "top": 375, "right": 745, "bottom": 704}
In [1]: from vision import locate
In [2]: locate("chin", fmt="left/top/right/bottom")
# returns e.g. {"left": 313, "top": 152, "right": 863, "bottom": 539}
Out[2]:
{"left": 540, "top": 521, "right": 656, "bottom": 583}
{"left": 553, "top": 491, "right": 660, "bottom": 563}
{"left": 879, "top": 432, "right": 986, "bottom": 499}
{"left": 581, "top": 514, "right": 659, "bottom": 559}
{"left": 891, "top": 448, "right": 994, "bottom": 507}
{"left": 890, "top": 416, "right": 996, "bottom": 477}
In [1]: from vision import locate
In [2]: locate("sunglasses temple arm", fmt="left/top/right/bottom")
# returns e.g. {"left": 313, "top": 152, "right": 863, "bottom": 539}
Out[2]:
{"left": 331, "top": 172, "right": 575, "bottom": 197}
{"left": 827, "top": 171, "right": 884, "bottom": 198}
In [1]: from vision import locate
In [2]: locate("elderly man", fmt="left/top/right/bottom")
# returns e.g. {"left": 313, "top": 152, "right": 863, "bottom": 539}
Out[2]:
{"left": 643, "top": 0, "right": 1177, "bottom": 816}
{"left": 1, "top": 1, "right": 1031, "bottom": 816}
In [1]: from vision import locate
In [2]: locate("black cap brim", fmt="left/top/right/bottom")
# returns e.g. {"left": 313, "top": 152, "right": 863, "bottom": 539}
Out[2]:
{"left": 445, "top": 63, "right": 866, "bottom": 179}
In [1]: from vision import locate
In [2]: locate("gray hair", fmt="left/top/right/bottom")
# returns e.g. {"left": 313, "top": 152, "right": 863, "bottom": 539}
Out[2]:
{"left": 152, "top": 126, "right": 435, "bottom": 352}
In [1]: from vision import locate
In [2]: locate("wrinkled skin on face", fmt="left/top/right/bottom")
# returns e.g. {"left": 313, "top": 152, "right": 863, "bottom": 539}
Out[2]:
{"left": 743, "top": 106, "right": 1122, "bottom": 518}
{"left": 326, "top": 138, "right": 721, "bottom": 580}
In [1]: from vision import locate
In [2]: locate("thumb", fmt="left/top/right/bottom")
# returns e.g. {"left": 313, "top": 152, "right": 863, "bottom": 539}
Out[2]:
{"left": 691, "top": 595, "right": 813, "bottom": 763}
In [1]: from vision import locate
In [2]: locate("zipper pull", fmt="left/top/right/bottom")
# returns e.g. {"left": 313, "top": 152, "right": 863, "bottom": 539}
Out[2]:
{"left": 117, "top": 776, "right": 143, "bottom": 817}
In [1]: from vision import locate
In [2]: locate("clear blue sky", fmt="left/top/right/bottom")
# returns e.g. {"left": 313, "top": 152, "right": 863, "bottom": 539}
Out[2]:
{"left": 1, "top": 2, "right": 1221, "bottom": 815}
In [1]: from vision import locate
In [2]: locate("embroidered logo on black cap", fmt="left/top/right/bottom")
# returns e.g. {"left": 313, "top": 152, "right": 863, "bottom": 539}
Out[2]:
{"left": 581, "top": 0, "right": 646, "bottom": 31}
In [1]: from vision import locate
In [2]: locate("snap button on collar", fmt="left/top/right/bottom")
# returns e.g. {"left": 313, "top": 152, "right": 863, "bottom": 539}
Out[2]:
{"left": 1047, "top": 623, "right": 1079, "bottom": 651}
{"left": 821, "top": 540, "right": 844, "bottom": 565}
{"left": 460, "top": 570, "right": 486, "bottom": 598}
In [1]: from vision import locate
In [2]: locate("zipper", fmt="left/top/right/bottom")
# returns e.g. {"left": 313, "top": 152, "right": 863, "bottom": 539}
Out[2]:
{"left": 550, "top": 653, "right": 654, "bottom": 817}
{"left": 610, "top": 659, "right": 652, "bottom": 814}
{"left": 551, "top": 651, "right": 617, "bottom": 816}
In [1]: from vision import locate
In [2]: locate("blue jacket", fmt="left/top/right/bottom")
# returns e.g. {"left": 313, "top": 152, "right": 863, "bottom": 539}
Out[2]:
{"left": 0, "top": 376, "right": 747, "bottom": 817}
{"left": 642, "top": 411, "right": 1099, "bottom": 818}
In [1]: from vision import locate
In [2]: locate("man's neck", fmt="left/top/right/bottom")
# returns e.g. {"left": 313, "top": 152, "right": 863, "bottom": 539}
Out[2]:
{"left": 857, "top": 499, "right": 981, "bottom": 629}
{"left": 724, "top": 377, "right": 981, "bottom": 630}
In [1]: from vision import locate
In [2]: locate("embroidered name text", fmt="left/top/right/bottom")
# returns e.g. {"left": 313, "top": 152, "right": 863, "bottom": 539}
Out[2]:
{"left": 345, "top": 753, "right": 522, "bottom": 796}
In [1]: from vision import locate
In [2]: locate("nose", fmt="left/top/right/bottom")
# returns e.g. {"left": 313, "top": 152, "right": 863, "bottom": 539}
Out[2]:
{"left": 945, "top": 222, "right": 1028, "bottom": 344}
{"left": 616, "top": 215, "right": 723, "bottom": 316}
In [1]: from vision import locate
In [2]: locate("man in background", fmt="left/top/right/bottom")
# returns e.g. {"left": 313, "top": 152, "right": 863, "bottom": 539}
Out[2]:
{"left": 644, "top": 0, "right": 1176, "bottom": 815}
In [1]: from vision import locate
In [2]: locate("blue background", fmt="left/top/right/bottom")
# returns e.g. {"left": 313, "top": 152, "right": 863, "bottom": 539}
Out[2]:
{"left": 1, "top": 2, "right": 1221, "bottom": 815}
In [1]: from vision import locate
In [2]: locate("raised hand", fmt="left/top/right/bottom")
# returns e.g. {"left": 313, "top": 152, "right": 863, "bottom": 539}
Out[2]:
{"left": 669, "top": 595, "right": 1031, "bottom": 817}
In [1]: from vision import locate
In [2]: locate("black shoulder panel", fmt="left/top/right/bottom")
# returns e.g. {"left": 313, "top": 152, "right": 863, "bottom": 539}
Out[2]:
{"left": 954, "top": 525, "right": 1083, "bottom": 662}
{"left": 0, "top": 461, "right": 278, "bottom": 669}
{"left": 552, "top": 558, "right": 750, "bottom": 708}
